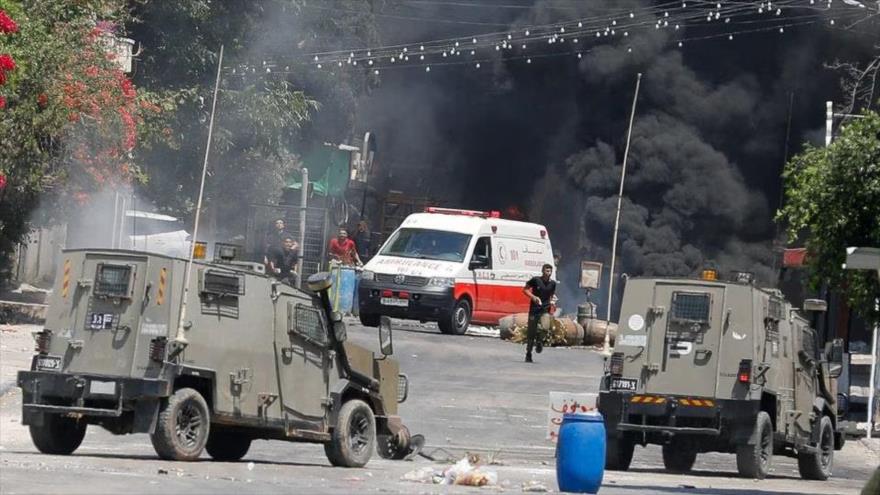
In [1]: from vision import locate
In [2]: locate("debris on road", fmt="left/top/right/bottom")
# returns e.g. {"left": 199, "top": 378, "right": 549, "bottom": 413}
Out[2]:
{"left": 521, "top": 479, "right": 549, "bottom": 492}
{"left": 400, "top": 457, "right": 498, "bottom": 486}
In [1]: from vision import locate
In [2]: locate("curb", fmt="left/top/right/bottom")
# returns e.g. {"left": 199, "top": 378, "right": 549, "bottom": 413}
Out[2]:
{"left": 859, "top": 437, "right": 880, "bottom": 455}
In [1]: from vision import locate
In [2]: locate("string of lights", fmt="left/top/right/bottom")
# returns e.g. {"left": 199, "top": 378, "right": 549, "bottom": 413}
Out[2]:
{"left": 226, "top": 1, "right": 873, "bottom": 77}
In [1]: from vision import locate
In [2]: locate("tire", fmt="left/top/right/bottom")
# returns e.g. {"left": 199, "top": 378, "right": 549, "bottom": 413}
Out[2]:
{"left": 206, "top": 429, "right": 252, "bottom": 462}
{"left": 797, "top": 415, "right": 834, "bottom": 481}
{"left": 606, "top": 435, "right": 635, "bottom": 471}
{"left": 29, "top": 415, "right": 87, "bottom": 455}
{"left": 324, "top": 399, "right": 376, "bottom": 467}
{"left": 438, "top": 298, "right": 471, "bottom": 335}
{"left": 662, "top": 441, "right": 697, "bottom": 473}
{"left": 377, "top": 425, "right": 411, "bottom": 460}
{"left": 359, "top": 313, "right": 380, "bottom": 327}
{"left": 150, "top": 387, "right": 211, "bottom": 461}
{"left": 736, "top": 411, "right": 773, "bottom": 479}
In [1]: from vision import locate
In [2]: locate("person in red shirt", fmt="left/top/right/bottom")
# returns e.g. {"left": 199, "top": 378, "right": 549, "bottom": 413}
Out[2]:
{"left": 328, "top": 228, "right": 362, "bottom": 266}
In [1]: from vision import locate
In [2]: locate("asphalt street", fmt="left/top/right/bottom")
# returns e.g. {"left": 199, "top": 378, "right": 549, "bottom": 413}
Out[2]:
{"left": 0, "top": 320, "right": 877, "bottom": 494}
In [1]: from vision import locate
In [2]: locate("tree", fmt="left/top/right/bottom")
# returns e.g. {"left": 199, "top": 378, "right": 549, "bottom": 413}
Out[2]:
{"left": 0, "top": 0, "right": 144, "bottom": 281}
{"left": 777, "top": 109, "right": 880, "bottom": 326}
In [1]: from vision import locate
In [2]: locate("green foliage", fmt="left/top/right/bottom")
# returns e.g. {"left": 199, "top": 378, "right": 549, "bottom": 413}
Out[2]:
{"left": 777, "top": 109, "right": 880, "bottom": 326}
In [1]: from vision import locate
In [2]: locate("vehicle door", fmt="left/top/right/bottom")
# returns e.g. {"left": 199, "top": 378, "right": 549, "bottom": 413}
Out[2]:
{"left": 644, "top": 282, "right": 726, "bottom": 397}
{"left": 65, "top": 253, "right": 149, "bottom": 377}
{"left": 793, "top": 320, "right": 818, "bottom": 434}
{"left": 468, "top": 236, "right": 494, "bottom": 319}
{"left": 274, "top": 293, "right": 331, "bottom": 427}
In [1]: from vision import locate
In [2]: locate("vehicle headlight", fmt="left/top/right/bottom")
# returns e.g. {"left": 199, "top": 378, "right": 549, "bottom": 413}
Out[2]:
{"left": 361, "top": 270, "right": 375, "bottom": 281}
{"left": 428, "top": 277, "right": 455, "bottom": 288}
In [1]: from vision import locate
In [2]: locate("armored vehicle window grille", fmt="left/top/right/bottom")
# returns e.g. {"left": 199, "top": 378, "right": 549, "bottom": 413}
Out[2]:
{"left": 671, "top": 292, "right": 711, "bottom": 323}
{"left": 767, "top": 298, "right": 784, "bottom": 321}
{"left": 94, "top": 264, "right": 132, "bottom": 298}
{"left": 202, "top": 270, "right": 245, "bottom": 296}
{"left": 288, "top": 302, "right": 327, "bottom": 346}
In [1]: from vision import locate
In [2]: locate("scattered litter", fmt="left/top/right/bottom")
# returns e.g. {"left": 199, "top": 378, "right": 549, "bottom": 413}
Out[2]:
{"left": 343, "top": 476, "right": 364, "bottom": 482}
{"left": 679, "top": 485, "right": 696, "bottom": 489}
{"left": 465, "top": 326, "right": 501, "bottom": 338}
{"left": 247, "top": 461, "right": 255, "bottom": 471}
{"left": 522, "top": 480, "right": 549, "bottom": 492}
{"left": 157, "top": 468, "right": 168, "bottom": 475}
{"left": 401, "top": 456, "right": 498, "bottom": 487}
{"left": 365, "top": 472, "right": 373, "bottom": 477}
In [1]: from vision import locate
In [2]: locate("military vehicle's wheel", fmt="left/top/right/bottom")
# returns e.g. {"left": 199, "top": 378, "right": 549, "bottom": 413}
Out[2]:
{"left": 325, "top": 399, "right": 376, "bottom": 467}
{"left": 662, "top": 442, "right": 697, "bottom": 473}
{"left": 206, "top": 429, "right": 252, "bottom": 462}
{"left": 150, "top": 387, "right": 210, "bottom": 461}
{"left": 377, "top": 425, "right": 411, "bottom": 460}
{"left": 797, "top": 415, "right": 834, "bottom": 480}
{"left": 359, "top": 313, "right": 380, "bottom": 327}
{"left": 606, "top": 435, "right": 635, "bottom": 471}
{"left": 29, "top": 414, "right": 87, "bottom": 455}
{"left": 736, "top": 411, "right": 773, "bottom": 479}
{"left": 438, "top": 298, "right": 470, "bottom": 335}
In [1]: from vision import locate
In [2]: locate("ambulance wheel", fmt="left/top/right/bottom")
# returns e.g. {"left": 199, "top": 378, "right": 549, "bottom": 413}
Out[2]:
{"left": 662, "top": 441, "right": 697, "bottom": 473}
{"left": 150, "top": 387, "right": 210, "bottom": 461}
{"left": 736, "top": 411, "right": 773, "bottom": 479}
{"left": 605, "top": 435, "right": 635, "bottom": 471}
{"left": 29, "top": 414, "right": 87, "bottom": 455}
{"left": 438, "top": 298, "right": 471, "bottom": 335}
{"left": 359, "top": 313, "right": 380, "bottom": 327}
{"left": 797, "top": 415, "right": 834, "bottom": 480}
{"left": 206, "top": 429, "right": 252, "bottom": 462}
{"left": 325, "top": 399, "right": 375, "bottom": 467}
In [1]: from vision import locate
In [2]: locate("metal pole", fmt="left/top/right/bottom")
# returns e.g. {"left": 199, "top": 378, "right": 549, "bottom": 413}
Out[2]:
{"left": 174, "top": 44, "right": 224, "bottom": 347}
{"left": 825, "top": 101, "right": 833, "bottom": 146}
{"left": 603, "top": 72, "right": 642, "bottom": 355}
{"left": 297, "top": 168, "right": 309, "bottom": 289}
{"left": 118, "top": 196, "right": 126, "bottom": 249}
{"left": 111, "top": 191, "right": 119, "bottom": 248}
{"left": 868, "top": 297, "right": 879, "bottom": 439}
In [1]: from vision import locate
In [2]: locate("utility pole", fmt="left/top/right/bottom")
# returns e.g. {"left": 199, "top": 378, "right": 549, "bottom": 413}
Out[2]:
{"left": 604, "top": 72, "right": 642, "bottom": 355}
{"left": 297, "top": 168, "right": 309, "bottom": 289}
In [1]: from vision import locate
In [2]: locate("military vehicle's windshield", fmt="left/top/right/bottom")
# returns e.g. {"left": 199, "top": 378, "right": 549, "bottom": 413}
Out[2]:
{"left": 380, "top": 228, "right": 472, "bottom": 263}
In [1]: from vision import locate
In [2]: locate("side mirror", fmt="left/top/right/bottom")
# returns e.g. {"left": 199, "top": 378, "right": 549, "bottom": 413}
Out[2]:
{"left": 827, "top": 338, "right": 844, "bottom": 378}
{"left": 469, "top": 254, "right": 489, "bottom": 271}
{"left": 379, "top": 316, "right": 394, "bottom": 356}
{"left": 307, "top": 272, "right": 333, "bottom": 292}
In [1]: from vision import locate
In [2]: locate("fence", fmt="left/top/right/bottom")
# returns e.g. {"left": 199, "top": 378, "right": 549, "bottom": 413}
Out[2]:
{"left": 246, "top": 204, "right": 330, "bottom": 283}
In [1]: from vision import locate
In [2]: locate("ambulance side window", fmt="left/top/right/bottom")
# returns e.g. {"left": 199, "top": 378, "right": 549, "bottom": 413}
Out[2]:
{"left": 471, "top": 237, "right": 492, "bottom": 269}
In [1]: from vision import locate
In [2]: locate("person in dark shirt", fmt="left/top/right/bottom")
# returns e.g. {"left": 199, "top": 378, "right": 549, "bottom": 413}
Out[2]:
{"left": 264, "top": 218, "right": 294, "bottom": 266}
{"left": 354, "top": 220, "right": 371, "bottom": 262}
{"left": 271, "top": 237, "right": 300, "bottom": 286}
{"left": 522, "top": 263, "right": 556, "bottom": 363}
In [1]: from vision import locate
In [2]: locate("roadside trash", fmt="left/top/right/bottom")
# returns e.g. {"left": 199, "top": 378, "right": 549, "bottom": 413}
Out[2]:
{"left": 247, "top": 462, "right": 255, "bottom": 471}
{"left": 522, "top": 480, "right": 549, "bottom": 492}
{"left": 157, "top": 468, "right": 168, "bottom": 475}
{"left": 401, "top": 457, "right": 498, "bottom": 486}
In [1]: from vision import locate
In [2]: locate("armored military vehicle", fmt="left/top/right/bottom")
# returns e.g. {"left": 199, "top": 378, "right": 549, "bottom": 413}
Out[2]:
{"left": 598, "top": 271, "right": 845, "bottom": 480}
{"left": 17, "top": 248, "right": 414, "bottom": 466}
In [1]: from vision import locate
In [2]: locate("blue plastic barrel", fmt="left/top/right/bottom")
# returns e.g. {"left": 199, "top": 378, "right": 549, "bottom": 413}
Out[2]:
{"left": 329, "top": 265, "right": 356, "bottom": 313}
{"left": 556, "top": 412, "right": 606, "bottom": 493}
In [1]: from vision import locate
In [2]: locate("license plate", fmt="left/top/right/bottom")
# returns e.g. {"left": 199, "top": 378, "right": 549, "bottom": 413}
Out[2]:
{"left": 36, "top": 356, "right": 61, "bottom": 372}
{"left": 610, "top": 378, "right": 638, "bottom": 392}
{"left": 380, "top": 297, "right": 409, "bottom": 307}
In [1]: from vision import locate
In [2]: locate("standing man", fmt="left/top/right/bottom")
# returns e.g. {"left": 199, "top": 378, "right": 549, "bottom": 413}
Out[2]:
{"left": 271, "top": 236, "right": 300, "bottom": 286}
{"left": 522, "top": 263, "right": 556, "bottom": 363}
{"left": 354, "top": 220, "right": 372, "bottom": 263}
{"left": 328, "top": 228, "right": 362, "bottom": 266}
{"left": 265, "top": 218, "right": 294, "bottom": 266}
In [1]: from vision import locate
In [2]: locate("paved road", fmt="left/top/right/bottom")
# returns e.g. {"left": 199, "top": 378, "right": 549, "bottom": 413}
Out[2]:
{"left": 1, "top": 321, "right": 877, "bottom": 494}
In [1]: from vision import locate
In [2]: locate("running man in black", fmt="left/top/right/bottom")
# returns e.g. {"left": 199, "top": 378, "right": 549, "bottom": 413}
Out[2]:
{"left": 522, "top": 263, "right": 556, "bottom": 363}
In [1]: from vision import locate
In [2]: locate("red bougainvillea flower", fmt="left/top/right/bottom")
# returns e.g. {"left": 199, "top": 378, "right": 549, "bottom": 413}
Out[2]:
{"left": 0, "top": 54, "right": 14, "bottom": 71}
{"left": 37, "top": 92, "right": 48, "bottom": 108}
{"left": 0, "top": 95, "right": 5, "bottom": 109}
{"left": 0, "top": 10, "right": 17, "bottom": 34}
{"left": 0, "top": 173, "right": 6, "bottom": 190}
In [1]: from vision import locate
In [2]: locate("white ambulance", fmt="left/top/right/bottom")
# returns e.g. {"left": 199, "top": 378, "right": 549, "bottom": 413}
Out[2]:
{"left": 358, "top": 207, "right": 555, "bottom": 334}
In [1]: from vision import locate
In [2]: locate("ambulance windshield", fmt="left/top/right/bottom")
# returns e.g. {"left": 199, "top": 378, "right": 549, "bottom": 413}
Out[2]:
{"left": 380, "top": 228, "right": 472, "bottom": 263}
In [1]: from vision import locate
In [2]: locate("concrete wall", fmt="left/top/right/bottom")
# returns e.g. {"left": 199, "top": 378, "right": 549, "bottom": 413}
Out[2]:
{"left": 13, "top": 224, "right": 67, "bottom": 286}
